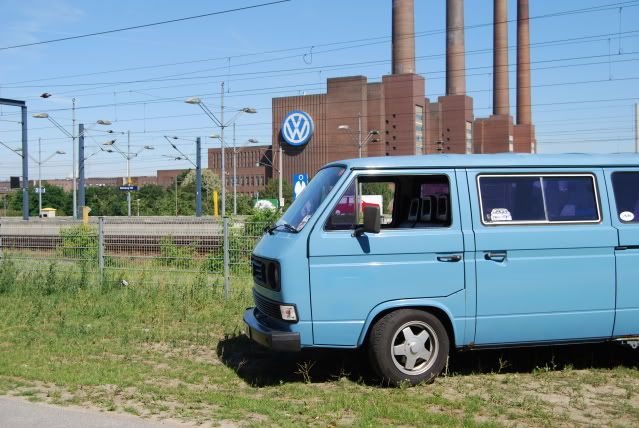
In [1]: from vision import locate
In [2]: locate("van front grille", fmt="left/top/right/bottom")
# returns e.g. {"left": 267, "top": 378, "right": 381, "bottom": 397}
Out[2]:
{"left": 253, "top": 290, "right": 281, "bottom": 320}
{"left": 251, "top": 256, "right": 267, "bottom": 286}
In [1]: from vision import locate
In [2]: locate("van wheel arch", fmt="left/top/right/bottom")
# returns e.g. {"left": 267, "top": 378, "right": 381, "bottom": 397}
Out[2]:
{"left": 364, "top": 306, "right": 456, "bottom": 349}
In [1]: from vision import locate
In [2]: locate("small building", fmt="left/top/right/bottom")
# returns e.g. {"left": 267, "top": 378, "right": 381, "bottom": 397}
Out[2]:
{"left": 40, "top": 207, "right": 57, "bottom": 218}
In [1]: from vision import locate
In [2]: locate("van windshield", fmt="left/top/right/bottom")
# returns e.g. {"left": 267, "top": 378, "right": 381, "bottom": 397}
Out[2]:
{"left": 278, "top": 166, "right": 346, "bottom": 232}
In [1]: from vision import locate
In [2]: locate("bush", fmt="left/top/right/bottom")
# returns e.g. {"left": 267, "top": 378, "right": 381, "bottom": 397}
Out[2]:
{"left": 157, "top": 236, "right": 197, "bottom": 269}
{"left": 0, "top": 258, "right": 16, "bottom": 294}
{"left": 59, "top": 225, "right": 98, "bottom": 262}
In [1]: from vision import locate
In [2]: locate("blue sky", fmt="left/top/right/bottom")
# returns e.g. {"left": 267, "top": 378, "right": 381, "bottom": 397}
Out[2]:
{"left": 0, "top": 0, "right": 638, "bottom": 181}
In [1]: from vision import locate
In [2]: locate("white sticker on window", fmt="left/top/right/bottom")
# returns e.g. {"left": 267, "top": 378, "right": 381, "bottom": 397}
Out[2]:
{"left": 620, "top": 211, "right": 635, "bottom": 222}
{"left": 490, "top": 208, "right": 512, "bottom": 222}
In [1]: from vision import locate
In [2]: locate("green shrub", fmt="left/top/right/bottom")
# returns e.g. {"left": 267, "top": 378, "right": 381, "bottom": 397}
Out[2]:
{"left": 0, "top": 258, "right": 16, "bottom": 294}
{"left": 157, "top": 236, "right": 197, "bottom": 269}
{"left": 59, "top": 225, "right": 98, "bottom": 262}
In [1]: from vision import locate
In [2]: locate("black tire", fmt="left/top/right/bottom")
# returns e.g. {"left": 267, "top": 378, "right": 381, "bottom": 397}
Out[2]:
{"left": 367, "top": 309, "right": 449, "bottom": 386}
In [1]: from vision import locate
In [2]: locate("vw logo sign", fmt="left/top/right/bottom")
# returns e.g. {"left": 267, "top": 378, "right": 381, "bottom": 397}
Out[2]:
{"left": 281, "top": 110, "right": 314, "bottom": 147}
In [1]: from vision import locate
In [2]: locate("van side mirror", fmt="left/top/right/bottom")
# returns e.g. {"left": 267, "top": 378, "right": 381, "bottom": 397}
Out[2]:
{"left": 353, "top": 205, "right": 381, "bottom": 237}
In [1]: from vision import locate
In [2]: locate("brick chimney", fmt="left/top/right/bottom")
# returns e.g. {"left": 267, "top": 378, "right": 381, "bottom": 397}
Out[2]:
{"left": 392, "top": 0, "right": 416, "bottom": 74}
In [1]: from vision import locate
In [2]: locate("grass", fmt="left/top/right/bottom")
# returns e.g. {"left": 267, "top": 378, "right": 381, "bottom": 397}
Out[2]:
{"left": 0, "top": 259, "right": 639, "bottom": 426}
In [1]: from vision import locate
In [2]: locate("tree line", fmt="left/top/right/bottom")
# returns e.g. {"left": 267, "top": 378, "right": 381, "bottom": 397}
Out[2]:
{"left": 1, "top": 170, "right": 293, "bottom": 217}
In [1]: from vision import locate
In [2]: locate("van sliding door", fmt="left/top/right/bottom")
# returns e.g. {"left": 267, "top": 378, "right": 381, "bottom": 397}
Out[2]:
{"left": 467, "top": 169, "right": 616, "bottom": 345}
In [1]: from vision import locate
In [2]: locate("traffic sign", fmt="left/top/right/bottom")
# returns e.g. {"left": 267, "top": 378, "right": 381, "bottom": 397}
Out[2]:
{"left": 119, "top": 185, "right": 138, "bottom": 191}
{"left": 34, "top": 187, "right": 46, "bottom": 194}
{"left": 293, "top": 173, "right": 308, "bottom": 200}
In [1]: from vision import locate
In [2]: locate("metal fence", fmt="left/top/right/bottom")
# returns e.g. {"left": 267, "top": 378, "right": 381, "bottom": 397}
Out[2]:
{"left": 0, "top": 217, "right": 269, "bottom": 295}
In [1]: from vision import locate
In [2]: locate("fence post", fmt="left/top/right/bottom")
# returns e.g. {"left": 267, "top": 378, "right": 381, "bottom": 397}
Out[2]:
{"left": 223, "top": 216, "right": 230, "bottom": 297}
{"left": 98, "top": 216, "right": 105, "bottom": 281}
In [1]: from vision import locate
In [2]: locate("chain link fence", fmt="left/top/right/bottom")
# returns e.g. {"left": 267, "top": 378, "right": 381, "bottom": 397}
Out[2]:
{"left": 0, "top": 217, "right": 269, "bottom": 295}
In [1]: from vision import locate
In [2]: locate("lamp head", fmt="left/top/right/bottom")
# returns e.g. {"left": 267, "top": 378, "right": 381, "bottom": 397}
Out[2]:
{"left": 32, "top": 113, "right": 49, "bottom": 119}
{"left": 40, "top": 93, "right": 52, "bottom": 99}
{"left": 144, "top": 145, "right": 154, "bottom": 150}
{"left": 102, "top": 140, "right": 116, "bottom": 146}
{"left": 241, "top": 107, "right": 257, "bottom": 114}
{"left": 55, "top": 150, "right": 66, "bottom": 155}
{"left": 248, "top": 138, "right": 259, "bottom": 144}
{"left": 338, "top": 124, "right": 350, "bottom": 130}
{"left": 96, "top": 119, "right": 112, "bottom": 125}
{"left": 369, "top": 130, "right": 380, "bottom": 135}
{"left": 184, "top": 97, "right": 202, "bottom": 105}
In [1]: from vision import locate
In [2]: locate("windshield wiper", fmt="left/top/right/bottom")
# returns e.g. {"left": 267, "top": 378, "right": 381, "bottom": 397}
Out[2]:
{"left": 265, "top": 222, "right": 299, "bottom": 235}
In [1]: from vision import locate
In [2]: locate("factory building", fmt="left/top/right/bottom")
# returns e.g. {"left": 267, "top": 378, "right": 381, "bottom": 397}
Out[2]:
{"left": 269, "top": 0, "right": 536, "bottom": 191}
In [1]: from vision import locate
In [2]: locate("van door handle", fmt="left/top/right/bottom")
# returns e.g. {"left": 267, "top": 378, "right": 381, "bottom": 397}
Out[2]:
{"left": 437, "top": 255, "right": 462, "bottom": 262}
{"left": 485, "top": 251, "right": 507, "bottom": 262}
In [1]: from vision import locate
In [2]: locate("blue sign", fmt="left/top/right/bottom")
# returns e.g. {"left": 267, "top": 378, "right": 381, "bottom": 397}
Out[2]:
{"left": 281, "top": 110, "right": 314, "bottom": 147}
{"left": 119, "top": 185, "right": 138, "bottom": 191}
{"left": 293, "top": 173, "right": 308, "bottom": 201}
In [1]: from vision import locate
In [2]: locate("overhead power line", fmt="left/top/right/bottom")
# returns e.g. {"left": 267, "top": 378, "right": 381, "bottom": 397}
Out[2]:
{"left": 2, "top": 0, "right": 637, "bottom": 85}
{"left": 0, "top": 0, "right": 292, "bottom": 51}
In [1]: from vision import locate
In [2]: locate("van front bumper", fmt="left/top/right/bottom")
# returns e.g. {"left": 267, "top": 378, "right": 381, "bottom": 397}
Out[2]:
{"left": 243, "top": 308, "right": 301, "bottom": 352}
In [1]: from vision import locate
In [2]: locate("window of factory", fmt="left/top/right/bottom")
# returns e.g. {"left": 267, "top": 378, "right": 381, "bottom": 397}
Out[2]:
{"left": 415, "top": 105, "right": 424, "bottom": 155}
{"left": 465, "top": 122, "right": 473, "bottom": 154}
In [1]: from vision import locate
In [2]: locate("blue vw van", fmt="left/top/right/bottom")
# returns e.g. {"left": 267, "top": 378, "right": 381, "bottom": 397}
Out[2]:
{"left": 244, "top": 154, "right": 639, "bottom": 385}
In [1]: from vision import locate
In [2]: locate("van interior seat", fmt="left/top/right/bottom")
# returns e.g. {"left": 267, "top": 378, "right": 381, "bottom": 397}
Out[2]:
{"left": 436, "top": 194, "right": 449, "bottom": 223}
{"left": 400, "top": 198, "right": 421, "bottom": 228}
{"left": 420, "top": 196, "right": 433, "bottom": 222}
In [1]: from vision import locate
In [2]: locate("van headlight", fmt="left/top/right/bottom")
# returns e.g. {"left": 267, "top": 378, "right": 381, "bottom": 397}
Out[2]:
{"left": 279, "top": 305, "right": 297, "bottom": 322}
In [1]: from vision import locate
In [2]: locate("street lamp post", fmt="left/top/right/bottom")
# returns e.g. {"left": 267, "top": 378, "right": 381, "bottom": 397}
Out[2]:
{"left": 102, "top": 135, "right": 154, "bottom": 217}
{"left": 36, "top": 138, "right": 65, "bottom": 215}
{"left": 185, "top": 82, "right": 256, "bottom": 216}
{"left": 33, "top": 112, "right": 110, "bottom": 216}
{"left": 338, "top": 113, "right": 380, "bottom": 158}
{"left": 217, "top": 124, "right": 258, "bottom": 216}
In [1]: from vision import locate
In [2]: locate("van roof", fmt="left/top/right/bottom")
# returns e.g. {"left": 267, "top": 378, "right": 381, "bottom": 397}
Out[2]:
{"left": 328, "top": 153, "right": 639, "bottom": 170}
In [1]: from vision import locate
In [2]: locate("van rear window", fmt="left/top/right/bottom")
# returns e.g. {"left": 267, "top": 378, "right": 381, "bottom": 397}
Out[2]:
{"left": 611, "top": 172, "right": 639, "bottom": 223}
{"left": 478, "top": 175, "right": 600, "bottom": 225}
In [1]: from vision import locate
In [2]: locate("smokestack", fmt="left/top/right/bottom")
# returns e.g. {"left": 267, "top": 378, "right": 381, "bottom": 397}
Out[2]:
{"left": 493, "top": 0, "right": 510, "bottom": 116}
{"left": 392, "top": 0, "right": 416, "bottom": 74}
{"left": 446, "top": 0, "right": 466, "bottom": 95}
{"left": 517, "top": 0, "right": 531, "bottom": 125}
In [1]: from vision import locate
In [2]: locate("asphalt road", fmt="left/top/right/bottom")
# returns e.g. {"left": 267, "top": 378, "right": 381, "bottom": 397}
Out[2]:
{"left": 0, "top": 397, "right": 187, "bottom": 428}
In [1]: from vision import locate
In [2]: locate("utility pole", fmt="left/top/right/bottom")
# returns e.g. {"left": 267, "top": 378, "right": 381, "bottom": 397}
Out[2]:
{"left": 233, "top": 123, "right": 237, "bottom": 216}
{"left": 78, "top": 123, "right": 85, "bottom": 211}
{"left": 21, "top": 104, "right": 28, "bottom": 220}
{"left": 71, "top": 98, "right": 77, "bottom": 219}
{"left": 127, "top": 130, "right": 131, "bottom": 217}
{"left": 220, "top": 82, "right": 226, "bottom": 216}
{"left": 196, "top": 137, "right": 202, "bottom": 217}
{"left": 38, "top": 138, "right": 42, "bottom": 215}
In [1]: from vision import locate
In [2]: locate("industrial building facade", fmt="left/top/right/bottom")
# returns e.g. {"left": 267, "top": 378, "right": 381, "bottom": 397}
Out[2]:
{"left": 267, "top": 0, "right": 536, "bottom": 193}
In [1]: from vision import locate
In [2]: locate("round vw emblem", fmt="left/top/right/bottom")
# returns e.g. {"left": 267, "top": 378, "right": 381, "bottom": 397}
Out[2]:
{"left": 281, "top": 110, "right": 314, "bottom": 146}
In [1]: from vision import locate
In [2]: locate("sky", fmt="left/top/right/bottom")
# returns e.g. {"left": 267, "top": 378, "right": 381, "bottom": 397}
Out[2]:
{"left": 0, "top": 0, "right": 638, "bottom": 181}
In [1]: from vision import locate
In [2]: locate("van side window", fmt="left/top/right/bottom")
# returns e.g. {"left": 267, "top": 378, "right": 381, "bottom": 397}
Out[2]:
{"left": 479, "top": 176, "right": 545, "bottom": 223}
{"left": 543, "top": 177, "right": 599, "bottom": 222}
{"left": 325, "top": 175, "right": 452, "bottom": 230}
{"left": 479, "top": 174, "right": 600, "bottom": 225}
{"left": 612, "top": 172, "right": 639, "bottom": 223}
